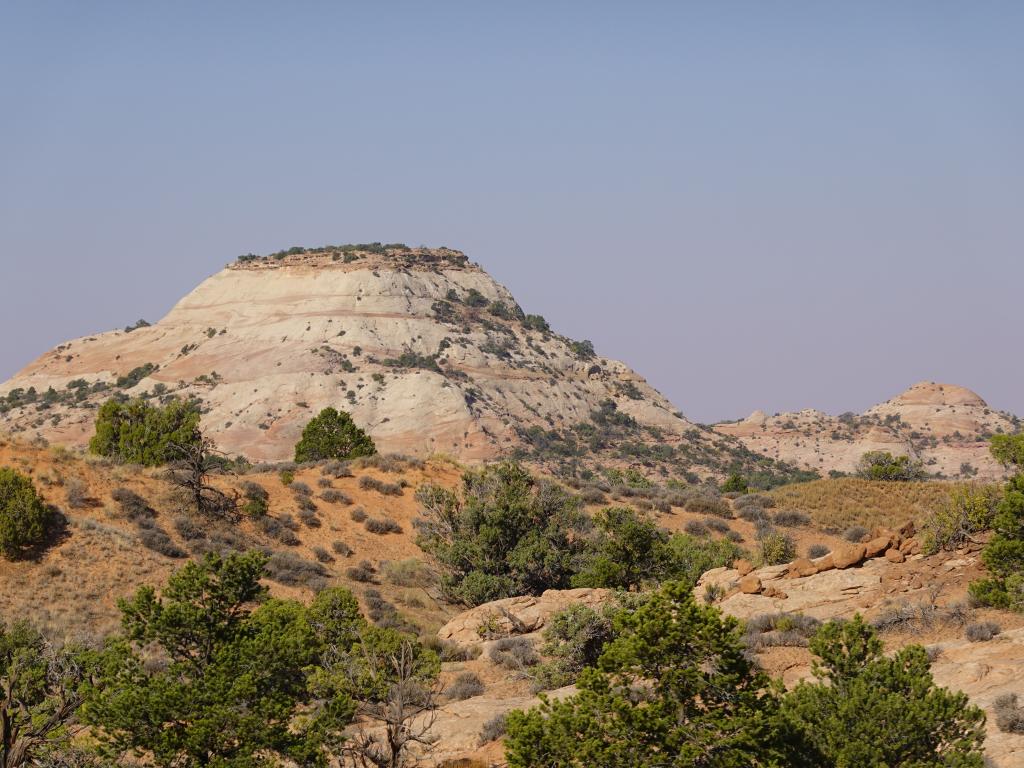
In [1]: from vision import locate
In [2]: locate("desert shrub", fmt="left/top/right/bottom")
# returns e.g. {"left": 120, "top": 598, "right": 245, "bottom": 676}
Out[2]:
{"left": 504, "top": 583, "right": 779, "bottom": 767}
{"left": 264, "top": 551, "right": 327, "bottom": 588}
{"left": 661, "top": 533, "right": 746, "bottom": 588}
{"left": 173, "top": 515, "right": 206, "bottom": 541}
{"left": 533, "top": 603, "right": 618, "bottom": 691}
{"left": 579, "top": 486, "right": 606, "bottom": 505}
{"left": 358, "top": 476, "right": 403, "bottom": 496}
{"left": 111, "top": 487, "right": 156, "bottom": 522}
{"left": 964, "top": 621, "right": 1000, "bottom": 642}
{"left": 683, "top": 519, "right": 708, "bottom": 536}
{"left": 448, "top": 672, "right": 485, "bottom": 701}
{"left": 138, "top": 526, "right": 187, "bottom": 558}
{"left": 322, "top": 460, "right": 353, "bottom": 478}
{"left": 296, "top": 508, "right": 321, "bottom": 528}
{"left": 993, "top": 693, "right": 1024, "bottom": 734}
{"left": 725, "top": 529, "right": 744, "bottom": 543}
{"left": 922, "top": 484, "right": 1000, "bottom": 553}
{"left": 743, "top": 612, "right": 820, "bottom": 649}
{"left": 420, "top": 635, "right": 480, "bottom": 663}
{"left": 364, "top": 517, "right": 402, "bottom": 534}
{"left": 781, "top": 615, "right": 986, "bottom": 766}
{"left": 293, "top": 407, "right": 375, "bottom": 462}
{"left": 349, "top": 506, "right": 367, "bottom": 523}
{"left": 320, "top": 489, "right": 351, "bottom": 505}
{"left": 290, "top": 481, "right": 312, "bottom": 496}
{"left": 489, "top": 636, "right": 539, "bottom": 670}
{"left": 479, "top": 713, "right": 507, "bottom": 745}
{"left": 383, "top": 558, "right": 430, "bottom": 587}
{"left": 734, "top": 493, "right": 775, "bottom": 511}
{"left": 65, "top": 477, "right": 88, "bottom": 509}
{"left": 312, "top": 545, "right": 335, "bottom": 564}
{"left": 774, "top": 509, "right": 810, "bottom": 527}
{"left": 737, "top": 505, "right": 769, "bottom": 523}
{"left": 279, "top": 513, "right": 299, "bottom": 531}
{"left": 279, "top": 469, "right": 295, "bottom": 486}
{"left": 331, "top": 539, "right": 353, "bottom": 557}
{"left": 254, "top": 515, "right": 299, "bottom": 546}
{"left": 316, "top": 477, "right": 332, "bottom": 489}
{"left": 416, "top": 462, "right": 591, "bottom": 605}
{"left": 685, "top": 496, "right": 731, "bottom": 518}
{"left": 844, "top": 524, "right": 869, "bottom": 543}
{"left": 702, "top": 517, "right": 730, "bottom": 534}
{"left": 572, "top": 507, "right": 668, "bottom": 591}
{"left": 970, "top": 437, "right": 1024, "bottom": 612}
{"left": 721, "top": 473, "right": 748, "bottom": 493}
{"left": 757, "top": 529, "right": 796, "bottom": 565}
{"left": 857, "top": 450, "right": 926, "bottom": 481}
{"left": 346, "top": 560, "right": 376, "bottom": 583}
{"left": 89, "top": 397, "right": 200, "bottom": 466}
{"left": 240, "top": 481, "right": 268, "bottom": 516}
{"left": 807, "top": 543, "right": 830, "bottom": 559}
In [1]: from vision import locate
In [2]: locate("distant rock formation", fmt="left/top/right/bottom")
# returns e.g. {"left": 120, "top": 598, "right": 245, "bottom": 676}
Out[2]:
{"left": 714, "top": 382, "right": 1019, "bottom": 480}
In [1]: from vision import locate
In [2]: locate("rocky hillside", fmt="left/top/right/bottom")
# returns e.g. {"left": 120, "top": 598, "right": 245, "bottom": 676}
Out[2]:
{"left": 0, "top": 244, "right": 803, "bottom": 483}
{"left": 714, "top": 381, "right": 1020, "bottom": 480}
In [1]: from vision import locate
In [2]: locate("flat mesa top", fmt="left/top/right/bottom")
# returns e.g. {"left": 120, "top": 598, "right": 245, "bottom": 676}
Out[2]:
{"left": 230, "top": 245, "right": 473, "bottom": 272}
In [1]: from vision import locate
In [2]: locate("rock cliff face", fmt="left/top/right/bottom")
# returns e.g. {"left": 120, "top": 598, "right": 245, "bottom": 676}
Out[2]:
{"left": 714, "top": 381, "right": 1019, "bottom": 480}
{"left": 0, "top": 245, "right": 769, "bottom": 478}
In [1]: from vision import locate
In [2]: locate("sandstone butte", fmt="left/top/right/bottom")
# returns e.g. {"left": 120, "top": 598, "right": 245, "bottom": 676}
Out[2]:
{"left": 0, "top": 246, "right": 707, "bottom": 466}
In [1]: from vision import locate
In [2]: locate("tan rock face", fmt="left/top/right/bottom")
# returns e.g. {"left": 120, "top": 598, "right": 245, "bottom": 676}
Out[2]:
{"left": 714, "top": 381, "right": 1018, "bottom": 481}
{"left": 0, "top": 247, "right": 728, "bottom": 470}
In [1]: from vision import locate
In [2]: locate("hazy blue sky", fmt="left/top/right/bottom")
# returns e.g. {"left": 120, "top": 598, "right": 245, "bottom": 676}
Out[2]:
{"left": 1, "top": 2, "right": 1021, "bottom": 423}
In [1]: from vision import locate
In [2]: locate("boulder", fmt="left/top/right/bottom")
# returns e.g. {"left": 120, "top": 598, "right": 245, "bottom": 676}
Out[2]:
{"left": 812, "top": 554, "right": 835, "bottom": 573}
{"left": 734, "top": 558, "right": 754, "bottom": 576}
{"left": 787, "top": 558, "right": 818, "bottom": 578}
{"left": 739, "top": 575, "right": 762, "bottom": 594}
{"left": 900, "top": 538, "right": 921, "bottom": 556}
{"left": 833, "top": 543, "right": 866, "bottom": 569}
{"left": 762, "top": 586, "right": 789, "bottom": 599}
{"left": 864, "top": 535, "right": 892, "bottom": 558}
{"left": 885, "top": 548, "right": 905, "bottom": 564}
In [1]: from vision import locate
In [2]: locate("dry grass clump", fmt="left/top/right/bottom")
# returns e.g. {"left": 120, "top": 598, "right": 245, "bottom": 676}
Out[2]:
{"left": 743, "top": 612, "right": 821, "bottom": 649}
{"left": 844, "top": 525, "right": 869, "bottom": 543}
{"left": 964, "top": 621, "right": 1001, "bottom": 642}
{"left": 773, "top": 509, "right": 810, "bottom": 528}
{"left": 767, "top": 478, "right": 951, "bottom": 531}
{"left": 65, "top": 478, "right": 89, "bottom": 509}
{"left": 703, "top": 517, "right": 731, "bottom": 534}
{"left": 383, "top": 558, "right": 431, "bottom": 587}
{"left": 448, "top": 671, "right": 485, "bottom": 701}
{"left": 358, "top": 475, "right": 404, "bottom": 496}
{"left": 349, "top": 506, "right": 368, "bottom": 523}
{"left": 685, "top": 497, "right": 731, "bottom": 518}
{"left": 346, "top": 559, "right": 376, "bottom": 583}
{"left": 479, "top": 713, "right": 507, "bottom": 745}
{"left": 684, "top": 520, "right": 708, "bottom": 537}
{"left": 364, "top": 516, "right": 402, "bottom": 534}
{"left": 264, "top": 551, "right": 328, "bottom": 589}
{"left": 489, "top": 637, "right": 539, "bottom": 670}
{"left": 872, "top": 599, "right": 973, "bottom": 635}
{"left": 807, "top": 543, "right": 830, "bottom": 559}
{"left": 322, "top": 460, "right": 353, "bottom": 478}
{"left": 993, "top": 693, "right": 1024, "bottom": 734}
{"left": 320, "top": 489, "right": 351, "bottom": 505}
{"left": 331, "top": 540, "right": 353, "bottom": 557}
{"left": 254, "top": 515, "right": 300, "bottom": 546}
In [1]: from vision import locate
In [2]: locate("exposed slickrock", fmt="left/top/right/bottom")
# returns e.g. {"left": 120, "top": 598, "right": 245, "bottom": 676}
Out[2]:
{"left": 697, "top": 548, "right": 1024, "bottom": 767}
{"left": 715, "top": 381, "right": 1020, "bottom": 480}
